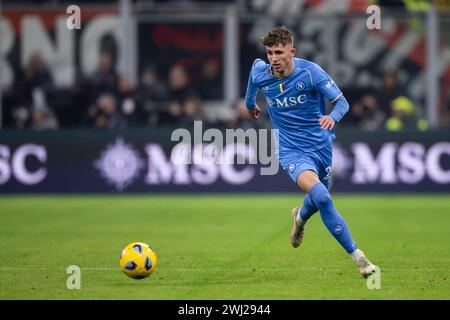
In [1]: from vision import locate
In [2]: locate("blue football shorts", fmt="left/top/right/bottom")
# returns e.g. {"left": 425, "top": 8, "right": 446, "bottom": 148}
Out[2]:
{"left": 279, "top": 143, "right": 333, "bottom": 189}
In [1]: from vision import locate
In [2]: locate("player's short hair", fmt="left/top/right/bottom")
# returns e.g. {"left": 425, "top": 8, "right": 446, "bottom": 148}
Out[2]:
{"left": 261, "top": 26, "right": 294, "bottom": 47}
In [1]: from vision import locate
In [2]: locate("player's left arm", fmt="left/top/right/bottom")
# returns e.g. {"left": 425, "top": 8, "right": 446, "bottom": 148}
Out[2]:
{"left": 312, "top": 64, "right": 350, "bottom": 130}
{"left": 319, "top": 95, "right": 349, "bottom": 130}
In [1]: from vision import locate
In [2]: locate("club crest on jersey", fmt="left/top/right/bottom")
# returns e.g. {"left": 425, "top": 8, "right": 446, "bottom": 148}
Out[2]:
{"left": 288, "top": 163, "right": 296, "bottom": 173}
{"left": 278, "top": 83, "right": 286, "bottom": 93}
{"left": 295, "top": 81, "right": 305, "bottom": 91}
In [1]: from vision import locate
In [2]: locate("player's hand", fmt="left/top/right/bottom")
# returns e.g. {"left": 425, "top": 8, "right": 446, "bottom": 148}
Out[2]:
{"left": 319, "top": 115, "right": 335, "bottom": 130}
{"left": 248, "top": 105, "right": 261, "bottom": 119}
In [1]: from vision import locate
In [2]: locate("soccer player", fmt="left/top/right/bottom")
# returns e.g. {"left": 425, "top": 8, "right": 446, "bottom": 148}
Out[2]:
{"left": 244, "top": 26, "right": 376, "bottom": 278}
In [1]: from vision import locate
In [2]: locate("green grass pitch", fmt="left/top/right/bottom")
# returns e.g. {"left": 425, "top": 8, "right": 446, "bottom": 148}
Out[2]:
{"left": 1, "top": 195, "right": 449, "bottom": 299}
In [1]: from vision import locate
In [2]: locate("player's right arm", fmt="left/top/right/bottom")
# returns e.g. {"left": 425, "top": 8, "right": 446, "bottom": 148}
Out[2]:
{"left": 244, "top": 60, "right": 263, "bottom": 119}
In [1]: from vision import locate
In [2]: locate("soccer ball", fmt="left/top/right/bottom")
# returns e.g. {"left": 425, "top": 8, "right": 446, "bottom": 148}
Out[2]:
{"left": 119, "top": 242, "right": 157, "bottom": 279}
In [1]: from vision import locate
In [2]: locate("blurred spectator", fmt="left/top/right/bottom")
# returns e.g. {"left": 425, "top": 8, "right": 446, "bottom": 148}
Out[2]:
{"left": 29, "top": 86, "right": 59, "bottom": 130}
{"left": 198, "top": 58, "right": 222, "bottom": 100}
{"left": 85, "top": 93, "right": 127, "bottom": 130}
{"left": 385, "top": 96, "right": 428, "bottom": 131}
{"left": 22, "top": 53, "right": 54, "bottom": 95}
{"left": 10, "top": 107, "right": 30, "bottom": 129}
{"left": 7, "top": 53, "right": 55, "bottom": 128}
{"left": 351, "top": 93, "right": 386, "bottom": 131}
{"left": 165, "top": 101, "right": 184, "bottom": 125}
{"left": 168, "top": 64, "right": 194, "bottom": 104}
{"left": 376, "top": 71, "right": 405, "bottom": 116}
{"left": 402, "top": 0, "right": 430, "bottom": 31}
{"left": 86, "top": 52, "right": 118, "bottom": 102}
{"left": 135, "top": 67, "right": 169, "bottom": 126}
{"left": 344, "top": 70, "right": 421, "bottom": 131}
{"left": 376, "top": 0, "right": 405, "bottom": 9}
{"left": 224, "top": 98, "right": 266, "bottom": 130}
{"left": 374, "top": 0, "right": 430, "bottom": 32}
{"left": 30, "top": 107, "right": 59, "bottom": 131}
{"left": 159, "top": 64, "right": 197, "bottom": 125}
{"left": 117, "top": 75, "right": 143, "bottom": 126}
{"left": 180, "top": 95, "right": 206, "bottom": 125}
{"left": 341, "top": 86, "right": 376, "bottom": 127}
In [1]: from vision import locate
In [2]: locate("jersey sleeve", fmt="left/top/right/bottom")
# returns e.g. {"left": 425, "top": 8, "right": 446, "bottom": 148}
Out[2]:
{"left": 244, "top": 59, "right": 262, "bottom": 110}
{"left": 328, "top": 95, "right": 349, "bottom": 123}
{"left": 311, "top": 63, "right": 343, "bottom": 103}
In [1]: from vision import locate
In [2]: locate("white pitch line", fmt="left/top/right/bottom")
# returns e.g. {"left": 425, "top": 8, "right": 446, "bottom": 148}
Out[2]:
{"left": 0, "top": 266, "right": 446, "bottom": 272}
{"left": 0, "top": 267, "right": 118, "bottom": 271}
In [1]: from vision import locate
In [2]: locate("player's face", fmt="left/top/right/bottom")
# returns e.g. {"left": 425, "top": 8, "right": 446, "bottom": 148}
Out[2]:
{"left": 266, "top": 43, "right": 296, "bottom": 76}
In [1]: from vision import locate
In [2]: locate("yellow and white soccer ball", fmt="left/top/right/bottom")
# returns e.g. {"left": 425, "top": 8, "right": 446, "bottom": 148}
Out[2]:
{"left": 119, "top": 242, "right": 157, "bottom": 279}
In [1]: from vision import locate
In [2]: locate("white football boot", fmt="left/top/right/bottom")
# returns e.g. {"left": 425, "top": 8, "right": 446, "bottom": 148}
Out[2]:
{"left": 290, "top": 207, "right": 306, "bottom": 248}
{"left": 352, "top": 250, "right": 377, "bottom": 278}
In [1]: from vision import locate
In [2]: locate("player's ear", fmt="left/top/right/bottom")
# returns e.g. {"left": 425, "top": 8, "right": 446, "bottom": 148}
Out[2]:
{"left": 290, "top": 47, "right": 296, "bottom": 56}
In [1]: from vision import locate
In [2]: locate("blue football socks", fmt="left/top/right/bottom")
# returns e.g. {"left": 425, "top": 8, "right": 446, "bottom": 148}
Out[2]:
{"left": 299, "top": 193, "right": 318, "bottom": 222}
{"left": 309, "top": 182, "right": 358, "bottom": 253}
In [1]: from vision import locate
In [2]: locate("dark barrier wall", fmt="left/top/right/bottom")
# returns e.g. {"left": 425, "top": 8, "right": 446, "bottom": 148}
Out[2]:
{"left": 0, "top": 128, "right": 449, "bottom": 193}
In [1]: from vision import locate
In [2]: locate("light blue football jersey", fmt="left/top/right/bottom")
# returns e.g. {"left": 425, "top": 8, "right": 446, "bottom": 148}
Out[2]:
{"left": 245, "top": 57, "right": 343, "bottom": 153}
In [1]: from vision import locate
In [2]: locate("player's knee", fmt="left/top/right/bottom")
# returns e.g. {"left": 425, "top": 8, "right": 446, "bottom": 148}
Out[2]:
{"left": 314, "top": 191, "right": 332, "bottom": 210}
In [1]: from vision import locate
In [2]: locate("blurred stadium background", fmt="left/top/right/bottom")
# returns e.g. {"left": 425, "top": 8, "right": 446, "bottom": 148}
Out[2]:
{"left": 1, "top": 0, "right": 450, "bottom": 300}
{"left": 1, "top": 0, "right": 449, "bottom": 193}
